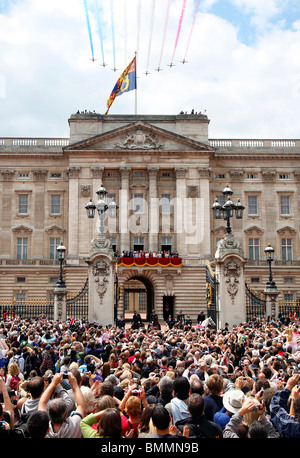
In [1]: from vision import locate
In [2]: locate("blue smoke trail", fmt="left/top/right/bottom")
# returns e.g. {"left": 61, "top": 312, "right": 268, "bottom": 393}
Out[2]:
{"left": 94, "top": 0, "right": 105, "bottom": 64}
{"left": 83, "top": 0, "right": 94, "bottom": 59}
{"left": 110, "top": 0, "right": 116, "bottom": 69}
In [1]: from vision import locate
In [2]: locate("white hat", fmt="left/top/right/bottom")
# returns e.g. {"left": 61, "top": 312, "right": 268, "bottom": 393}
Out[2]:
{"left": 223, "top": 389, "right": 245, "bottom": 414}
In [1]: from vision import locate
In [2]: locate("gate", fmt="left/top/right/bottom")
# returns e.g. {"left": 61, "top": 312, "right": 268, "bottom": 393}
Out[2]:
{"left": 205, "top": 260, "right": 218, "bottom": 324}
{"left": 245, "top": 282, "right": 266, "bottom": 320}
{"left": 66, "top": 277, "right": 89, "bottom": 320}
{"left": 0, "top": 278, "right": 89, "bottom": 322}
{"left": 0, "top": 299, "right": 54, "bottom": 321}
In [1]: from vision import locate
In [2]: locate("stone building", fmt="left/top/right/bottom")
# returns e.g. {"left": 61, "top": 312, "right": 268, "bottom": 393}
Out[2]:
{"left": 0, "top": 112, "right": 299, "bottom": 322}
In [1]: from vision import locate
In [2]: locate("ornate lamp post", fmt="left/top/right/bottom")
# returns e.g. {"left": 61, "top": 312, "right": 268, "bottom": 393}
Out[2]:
{"left": 85, "top": 184, "right": 118, "bottom": 234}
{"left": 212, "top": 184, "right": 245, "bottom": 233}
{"left": 264, "top": 243, "right": 277, "bottom": 289}
{"left": 56, "top": 241, "right": 66, "bottom": 288}
{"left": 84, "top": 184, "right": 119, "bottom": 326}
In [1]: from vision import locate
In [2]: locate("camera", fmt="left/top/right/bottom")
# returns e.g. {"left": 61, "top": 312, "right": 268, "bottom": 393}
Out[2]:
{"left": 63, "top": 373, "right": 69, "bottom": 379}
{"left": 0, "top": 421, "right": 6, "bottom": 429}
{"left": 131, "top": 389, "right": 141, "bottom": 396}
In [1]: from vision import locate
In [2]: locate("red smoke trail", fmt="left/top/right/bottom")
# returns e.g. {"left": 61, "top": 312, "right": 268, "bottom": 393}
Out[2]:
{"left": 170, "top": 0, "right": 187, "bottom": 66}
{"left": 183, "top": 0, "right": 201, "bottom": 61}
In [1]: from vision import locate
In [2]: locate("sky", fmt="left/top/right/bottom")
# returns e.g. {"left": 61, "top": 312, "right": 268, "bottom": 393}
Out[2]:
{"left": 0, "top": 0, "right": 300, "bottom": 139}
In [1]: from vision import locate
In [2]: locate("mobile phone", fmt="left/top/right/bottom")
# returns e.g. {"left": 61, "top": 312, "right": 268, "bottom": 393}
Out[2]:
{"left": 131, "top": 389, "right": 141, "bottom": 396}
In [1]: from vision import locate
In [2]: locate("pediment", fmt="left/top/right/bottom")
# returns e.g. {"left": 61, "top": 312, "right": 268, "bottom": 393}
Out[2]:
{"left": 277, "top": 225, "right": 297, "bottom": 235}
{"left": 45, "top": 225, "right": 66, "bottom": 234}
{"left": 12, "top": 225, "right": 33, "bottom": 233}
{"left": 244, "top": 225, "right": 264, "bottom": 235}
{"left": 64, "top": 121, "right": 213, "bottom": 154}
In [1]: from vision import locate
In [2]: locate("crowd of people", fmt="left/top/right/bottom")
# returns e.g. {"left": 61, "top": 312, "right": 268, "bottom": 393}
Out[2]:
{"left": 120, "top": 250, "right": 179, "bottom": 259}
{"left": 0, "top": 310, "right": 300, "bottom": 439}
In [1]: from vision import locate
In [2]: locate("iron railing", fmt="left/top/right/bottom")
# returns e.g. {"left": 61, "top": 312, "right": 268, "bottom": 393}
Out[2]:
{"left": 245, "top": 282, "right": 267, "bottom": 320}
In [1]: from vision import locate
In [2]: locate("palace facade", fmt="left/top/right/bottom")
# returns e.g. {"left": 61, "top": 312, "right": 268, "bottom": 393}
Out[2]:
{"left": 0, "top": 112, "right": 299, "bottom": 321}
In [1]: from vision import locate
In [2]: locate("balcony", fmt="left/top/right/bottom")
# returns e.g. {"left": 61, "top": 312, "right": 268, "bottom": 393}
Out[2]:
{"left": 117, "top": 256, "right": 182, "bottom": 268}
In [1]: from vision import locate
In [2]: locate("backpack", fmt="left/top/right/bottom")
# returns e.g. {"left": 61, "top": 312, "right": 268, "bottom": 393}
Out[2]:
{"left": 9, "top": 374, "right": 21, "bottom": 391}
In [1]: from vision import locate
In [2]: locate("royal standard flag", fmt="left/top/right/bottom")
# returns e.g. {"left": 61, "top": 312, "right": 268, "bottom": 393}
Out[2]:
{"left": 105, "top": 56, "right": 137, "bottom": 115}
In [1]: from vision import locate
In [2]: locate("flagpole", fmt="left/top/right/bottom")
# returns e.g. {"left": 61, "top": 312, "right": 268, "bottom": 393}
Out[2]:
{"left": 135, "top": 51, "right": 137, "bottom": 115}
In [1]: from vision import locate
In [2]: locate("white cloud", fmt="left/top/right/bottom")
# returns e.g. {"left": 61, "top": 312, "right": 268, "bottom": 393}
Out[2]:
{"left": 0, "top": 0, "right": 299, "bottom": 139}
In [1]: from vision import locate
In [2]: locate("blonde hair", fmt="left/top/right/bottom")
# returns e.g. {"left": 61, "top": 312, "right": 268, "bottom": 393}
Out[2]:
{"left": 242, "top": 396, "right": 260, "bottom": 426}
{"left": 8, "top": 362, "right": 20, "bottom": 376}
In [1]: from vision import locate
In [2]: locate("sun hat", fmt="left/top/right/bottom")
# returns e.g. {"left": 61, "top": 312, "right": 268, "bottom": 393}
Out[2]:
{"left": 223, "top": 389, "right": 245, "bottom": 414}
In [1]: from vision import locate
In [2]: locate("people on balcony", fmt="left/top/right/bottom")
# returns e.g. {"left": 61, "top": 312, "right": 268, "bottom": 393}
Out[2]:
{"left": 121, "top": 250, "right": 179, "bottom": 259}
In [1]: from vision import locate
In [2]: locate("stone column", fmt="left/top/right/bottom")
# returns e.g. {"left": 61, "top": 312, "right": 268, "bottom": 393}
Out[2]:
{"left": 32, "top": 170, "right": 47, "bottom": 259}
{"left": 0, "top": 170, "right": 15, "bottom": 258}
{"left": 214, "top": 233, "right": 246, "bottom": 328}
{"left": 85, "top": 238, "right": 115, "bottom": 326}
{"left": 66, "top": 167, "right": 81, "bottom": 263}
{"left": 148, "top": 166, "right": 159, "bottom": 252}
{"left": 53, "top": 286, "right": 68, "bottom": 322}
{"left": 198, "top": 168, "right": 211, "bottom": 258}
{"left": 119, "top": 167, "right": 131, "bottom": 253}
{"left": 264, "top": 288, "right": 281, "bottom": 320}
{"left": 175, "top": 167, "right": 188, "bottom": 256}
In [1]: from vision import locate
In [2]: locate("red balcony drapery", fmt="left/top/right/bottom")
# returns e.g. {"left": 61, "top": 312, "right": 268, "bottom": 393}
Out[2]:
{"left": 117, "top": 257, "right": 182, "bottom": 267}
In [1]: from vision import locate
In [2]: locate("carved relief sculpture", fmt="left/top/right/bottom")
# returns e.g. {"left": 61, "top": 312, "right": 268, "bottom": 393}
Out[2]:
{"left": 115, "top": 129, "right": 164, "bottom": 150}
{"left": 224, "top": 260, "right": 241, "bottom": 303}
{"left": 92, "top": 259, "right": 110, "bottom": 304}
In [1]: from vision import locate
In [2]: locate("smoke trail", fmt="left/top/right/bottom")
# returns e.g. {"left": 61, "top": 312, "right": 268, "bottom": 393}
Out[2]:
{"left": 158, "top": 0, "right": 171, "bottom": 69}
{"left": 183, "top": 0, "right": 201, "bottom": 61}
{"left": 136, "top": 0, "right": 141, "bottom": 66}
{"left": 110, "top": 0, "right": 116, "bottom": 68}
{"left": 94, "top": 0, "right": 105, "bottom": 64}
{"left": 146, "top": 0, "right": 156, "bottom": 72}
{"left": 170, "top": 0, "right": 187, "bottom": 65}
{"left": 83, "top": 0, "right": 94, "bottom": 59}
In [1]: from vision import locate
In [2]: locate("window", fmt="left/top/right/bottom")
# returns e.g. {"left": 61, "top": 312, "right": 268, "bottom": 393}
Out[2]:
{"left": 134, "top": 171, "right": 144, "bottom": 177}
{"left": 51, "top": 173, "right": 61, "bottom": 178}
{"left": 110, "top": 237, "right": 117, "bottom": 253}
{"left": 133, "top": 237, "right": 144, "bottom": 251}
{"left": 17, "top": 238, "right": 28, "bottom": 260}
{"left": 161, "top": 237, "right": 172, "bottom": 252}
{"left": 282, "top": 238, "right": 293, "bottom": 260}
{"left": 216, "top": 195, "right": 226, "bottom": 206}
{"left": 215, "top": 174, "right": 226, "bottom": 179}
{"left": 50, "top": 238, "right": 60, "bottom": 260}
{"left": 284, "top": 278, "right": 293, "bottom": 284}
{"left": 124, "top": 291, "right": 129, "bottom": 311}
{"left": 139, "top": 292, "right": 147, "bottom": 311}
{"left": 161, "top": 194, "right": 171, "bottom": 214}
{"left": 249, "top": 238, "right": 260, "bottom": 260}
{"left": 161, "top": 171, "right": 171, "bottom": 178}
{"left": 247, "top": 174, "right": 258, "bottom": 179}
{"left": 16, "top": 277, "right": 26, "bottom": 283}
{"left": 16, "top": 293, "right": 26, "bottom": 304}
{"left": 251, "top": 278, "right": 260, "bottom": 284}
{"left": 284, "top": 293, "right": 294, "bottom": 301}
{"left": 280, "top": 196, "right": 290, "bottom": 215}
{"left": 51, "top": 195, "right": 61, "bottom": 214}
{"left": 18, "top": 194, "right": 28, "bottom": 214}
{"left": 279, "top": 174, "right": 290, "bottom": 179}
{"left": 107, "top": 194, "right": 117, "bottom": 217}
{"left": 133, "top": 194, "right": 144, "bottom": 214}
{"left": 19, "top": 173, "right": 29, "bottom": 178}
{"left": 248, "top": 196, "right": 258, "bottom": 215}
